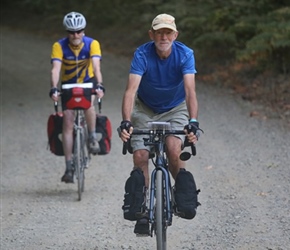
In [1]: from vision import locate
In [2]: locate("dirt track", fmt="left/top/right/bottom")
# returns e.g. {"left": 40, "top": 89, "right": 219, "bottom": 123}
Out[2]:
{"left": 1, "top": 26, "right": 290, "bottom": 250}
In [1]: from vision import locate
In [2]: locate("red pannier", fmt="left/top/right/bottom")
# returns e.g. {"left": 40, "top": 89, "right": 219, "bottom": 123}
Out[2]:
{"left": 95, "top": 114, "right": 112, "bottom": 155}
{"left": 47, "top": 110, "right": 64, "bottom": 156}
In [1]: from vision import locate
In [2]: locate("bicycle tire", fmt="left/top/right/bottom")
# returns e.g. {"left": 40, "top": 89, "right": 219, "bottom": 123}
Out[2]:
{"left": 155, "top": 169, "right": 167, "bottom": 250}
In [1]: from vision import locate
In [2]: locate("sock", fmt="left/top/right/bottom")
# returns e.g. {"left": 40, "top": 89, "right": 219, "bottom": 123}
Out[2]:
{"left": 65, "top": 160, "right": 73, "bottom": 171}
{"left": 89, "top": 131, "right": 96, "bottom": 138}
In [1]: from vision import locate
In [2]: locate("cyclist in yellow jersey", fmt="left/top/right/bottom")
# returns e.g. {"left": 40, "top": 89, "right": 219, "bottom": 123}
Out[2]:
{"left": 49, "top": 11, "right": 105, "bottom": 183}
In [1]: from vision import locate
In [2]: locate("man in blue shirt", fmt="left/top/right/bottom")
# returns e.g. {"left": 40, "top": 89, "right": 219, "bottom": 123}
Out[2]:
{"left": 118, "top": 13, "right": 201, "bottom": 236}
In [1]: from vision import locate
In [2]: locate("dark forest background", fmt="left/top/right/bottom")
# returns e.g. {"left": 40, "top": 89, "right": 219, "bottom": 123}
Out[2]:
{"left": 2, "top": 0, "right": 290, "bottom": 120}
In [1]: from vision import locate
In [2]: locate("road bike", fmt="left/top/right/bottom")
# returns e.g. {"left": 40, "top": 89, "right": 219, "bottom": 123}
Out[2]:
{"left": 122, "top": 121, "right": 197, "bottom": 250}
{"left": 61, "top": 83, "right": 95, "bottom": 201}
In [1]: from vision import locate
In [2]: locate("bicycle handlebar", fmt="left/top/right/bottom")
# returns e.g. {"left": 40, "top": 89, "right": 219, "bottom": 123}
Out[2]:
{"left": 122, "top": 128, "right": 197, "bottom": 161}
{"left": 131, "top": 129, "right": 186, "bottom": 135}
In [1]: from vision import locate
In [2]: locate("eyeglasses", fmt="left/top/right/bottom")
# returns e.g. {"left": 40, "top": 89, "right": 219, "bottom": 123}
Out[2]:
{"left": 67, "top": 29, "right": 84, "bottom": 35}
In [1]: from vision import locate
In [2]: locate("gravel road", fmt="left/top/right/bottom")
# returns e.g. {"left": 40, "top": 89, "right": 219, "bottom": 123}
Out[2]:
{"left": 1, "top": 26, "right": 290, "bottom": 250}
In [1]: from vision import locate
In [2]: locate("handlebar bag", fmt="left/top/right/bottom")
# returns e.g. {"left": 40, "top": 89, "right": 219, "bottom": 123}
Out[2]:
{"left": 61, "top": 83, "right": 93, "bottom": 110}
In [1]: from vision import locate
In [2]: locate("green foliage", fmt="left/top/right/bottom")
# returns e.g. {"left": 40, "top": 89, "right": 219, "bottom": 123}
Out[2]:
{"left": 238, "top": 7, "right": 290, "bottom": 73}
{"left": 2, "top": 0, "right": 289, "bottom": 74}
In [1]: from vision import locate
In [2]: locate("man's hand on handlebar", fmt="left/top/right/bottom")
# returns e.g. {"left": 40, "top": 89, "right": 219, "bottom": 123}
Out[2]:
{"left": 184, "top": 119, "right": 201, "bottom": 144}
{"left": 96, "top": 84, "right": 105, "bottom": 99}
{"left": 118, "top": 120, "right": 133, "bottom": 142}
{"left": 49, "top": 87, "right": 60, "bottom": 102}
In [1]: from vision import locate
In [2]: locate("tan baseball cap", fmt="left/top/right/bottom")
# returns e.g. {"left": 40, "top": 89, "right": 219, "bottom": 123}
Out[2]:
{"left": 151, "top": 14, "right": 177, "bottom": 32}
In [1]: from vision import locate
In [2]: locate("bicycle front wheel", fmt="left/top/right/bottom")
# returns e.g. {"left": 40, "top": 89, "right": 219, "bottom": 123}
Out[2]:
{"left": 155, "top": 169, "right": 167, "bottom": 250}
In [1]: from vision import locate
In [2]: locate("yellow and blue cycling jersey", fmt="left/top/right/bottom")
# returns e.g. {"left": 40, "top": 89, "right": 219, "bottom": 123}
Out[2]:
{"left": 51, "top": 36, "right": 101, "bottom": 84}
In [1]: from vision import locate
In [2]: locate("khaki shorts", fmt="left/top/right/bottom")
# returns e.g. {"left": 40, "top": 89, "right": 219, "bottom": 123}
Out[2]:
{"left": 131, "top": 97, "right": 189, "bottom": 151}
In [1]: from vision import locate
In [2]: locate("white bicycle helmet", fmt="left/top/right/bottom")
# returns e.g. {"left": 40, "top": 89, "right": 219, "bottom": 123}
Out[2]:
{"left": 63, "top": 12, "right": 86, "bottom": 31}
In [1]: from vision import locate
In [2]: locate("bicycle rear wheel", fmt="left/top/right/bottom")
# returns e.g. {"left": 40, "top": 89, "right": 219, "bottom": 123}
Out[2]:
{"left": 155, "top": 169, "right": 167, "bottom": 250}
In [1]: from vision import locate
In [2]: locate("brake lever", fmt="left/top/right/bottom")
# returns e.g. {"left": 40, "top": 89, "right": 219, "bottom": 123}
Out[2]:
{"left": 180, "top": 127, "right": 203, "bottom": 161}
